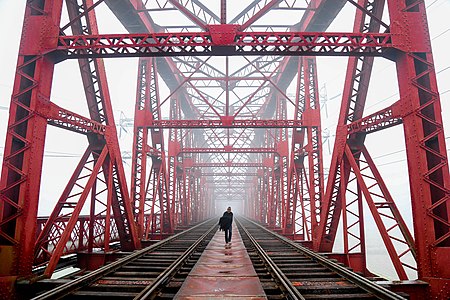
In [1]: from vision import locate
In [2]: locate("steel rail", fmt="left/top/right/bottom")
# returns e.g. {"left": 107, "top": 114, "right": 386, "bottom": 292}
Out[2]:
{"left": 236, "top": 218, "right": 306, "bottom": 300}
{"left": 31, "top": 219, "right": 215, "bottom": 300}
{"left": 241, "top": 217, "right": 406, "bottom": 300}
{"left": 133, "top": 223, "right": 218, "bottom": 299}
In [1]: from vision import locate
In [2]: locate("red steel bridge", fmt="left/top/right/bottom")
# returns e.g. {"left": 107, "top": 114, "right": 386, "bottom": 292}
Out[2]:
{"left": 0, "top": 0, "right": 449, "bottom": 298}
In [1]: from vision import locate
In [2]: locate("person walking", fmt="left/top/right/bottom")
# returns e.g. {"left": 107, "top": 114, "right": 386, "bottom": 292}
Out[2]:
{"left": 219, "top": 206, "right": 233, "bottom": 246}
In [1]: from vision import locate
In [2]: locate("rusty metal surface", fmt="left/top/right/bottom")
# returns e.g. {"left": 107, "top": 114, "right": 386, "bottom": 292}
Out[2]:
{"left": 174, "top": 224, "right": 267, "bottom": 299}
{"left": 176, "top": 296, "right": 266, "bottom": 300}
{"left": 190, "top": 264, "right": 258, "bottom": 277}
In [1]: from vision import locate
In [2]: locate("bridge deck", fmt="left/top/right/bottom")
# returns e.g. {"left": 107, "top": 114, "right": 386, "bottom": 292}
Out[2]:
{"left": 174, "top": 223, "right": 267, "bottom": 299}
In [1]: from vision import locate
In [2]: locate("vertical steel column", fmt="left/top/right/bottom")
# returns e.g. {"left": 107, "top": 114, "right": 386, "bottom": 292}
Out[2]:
{"left": 0, "top": 0, "right": 63, "bottom": 294}
{"left": 388, "top": 1, "right": 450, "bottom": 296}
{"left": 168, "top": 97, "right": 182, "bottom": 228}
{"left": 286, "top": 56, "right": 323, "bottom": 241}
{"left": 303, "top": 57, "right": 324, "bottom": 240}
{"left": 266, "top": 125, "right": 277, "bottom": 228}
{"left": 339, "top": 148, "right": 367, "bottom": 274}
{"left": 277, "top": 97, "right": 289, "bottom": 231}
{"left": 131, "top": 58, "right": 151, "bottom": 237}
{"left": 132, "top": 58, "right": 173, "bottom": 238}
{"left": 287, "top": 58, "right": 308, "bottom": 238}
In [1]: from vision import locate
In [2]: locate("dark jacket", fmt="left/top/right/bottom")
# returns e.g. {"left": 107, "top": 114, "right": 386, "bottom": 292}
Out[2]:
{"left": 218, "top": 211, "right": 233, "bottom": 230}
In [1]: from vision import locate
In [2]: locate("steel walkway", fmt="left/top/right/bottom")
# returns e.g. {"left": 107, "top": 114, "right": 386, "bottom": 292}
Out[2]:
{"left": 174, "top": 222, "right": 267, "bottom": 299}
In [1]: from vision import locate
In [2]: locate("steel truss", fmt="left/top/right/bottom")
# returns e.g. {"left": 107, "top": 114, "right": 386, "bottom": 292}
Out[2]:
{"left": 0, "top": 0, "right": 449, "bottom": 298}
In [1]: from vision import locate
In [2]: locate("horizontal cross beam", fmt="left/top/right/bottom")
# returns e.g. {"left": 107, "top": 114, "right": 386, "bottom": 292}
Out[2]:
{"left": 38, "top": 102, "right": 106, "bottom": 135}
{"left": 180, "top": 147, "right": 276, "bottom": 153}
{"left": 149, "top": 119, "right": 305, "bottom": 128}
{"left": 207, "top": 181, "right": 254, "bottom": 185}
{"left": 200, "top": 172, "right": 258, "bottom": 176}
{"left": 55, "top": 31, "right": 393, "bottom": 59}
{"left": 194, "top": 162, "right": 263, "bottom": 167}
{"left": 346, "top": 103, "right": 402, "bottom": 135}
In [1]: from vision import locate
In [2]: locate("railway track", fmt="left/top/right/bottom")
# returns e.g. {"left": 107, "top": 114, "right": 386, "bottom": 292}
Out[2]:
{"left": 30, "top": 217, "right": 407, "bottom": 300}
{"left": 237, "top": 217, "right": 407, "bottom": 300}
{"left": 31, "top": 219, "right": 217, "bottom": 300}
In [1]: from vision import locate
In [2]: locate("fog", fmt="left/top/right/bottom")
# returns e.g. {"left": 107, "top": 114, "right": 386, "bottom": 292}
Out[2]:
{"left": 0, "top": 1, "right": 449, "bottom": 280}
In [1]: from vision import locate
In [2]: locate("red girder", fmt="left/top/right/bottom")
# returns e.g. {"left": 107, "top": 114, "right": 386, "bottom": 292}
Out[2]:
{"left": 201, "top": 172, "right": 258, "bottom": 177}
{"left": 283, "top": 55, "right": 324, "bottom": 239}
{"left": 43, "top": 102, "right": 106, "bottom": 135}
{"left": 315, "top": 0, "right": 387, "bottom": 275}
{"left": 346, "top": 104, "right": 402, "bottom": 135}
{"left": 209, "top": 181, "right": 254, "bottom": 186}
{"left": 389, "top": 3, "right": 450, "bottom": 293}
{"left": 181, "top": 147, "right": 277, "bottom": 154}
{"left": 149, "top": 119, "right": 305, "bottom": 128}
{"left": 56, "top": 32, "right": 393, "bottom": 59}
{"left": 0, "top": 0, "right": 140, "bottom": 284}
{"left": 131, "top": 57, "right": 173, "bottom": 238}
{"left": 194, "top": 162, "right": 263, "bottom": 168}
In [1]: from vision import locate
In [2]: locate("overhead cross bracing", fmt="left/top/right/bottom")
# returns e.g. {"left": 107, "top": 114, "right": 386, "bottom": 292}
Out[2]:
{"left": 0, "top": 0, "right": 449, "bottom": 299}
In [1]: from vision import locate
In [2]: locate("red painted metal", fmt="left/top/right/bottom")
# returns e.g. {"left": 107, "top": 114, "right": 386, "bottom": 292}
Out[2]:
{"left": 166, "top": 0, "right": 208, "bottom": 30}
{"left": 68, "top": 0, "right": 140, "bottom": 247}
{"left": 38, "top": 147, "right": 109, "bottom": 276}
{"left": 315, "top": 0, "right": 386, "bottom": 275}
{"left": 180, "top": 147, "right": 277, "bottom": 154}
{"left": 36, "top": 214, "right": 119, "bottom": 255}
{"left": 143, "top": 119, "right": 305, "bottom": 128}
{"left": 43, "top": 102, "right": 106, "bottom": 135}
{"left": 283, "top": 55, "right": 324, "bottom": 240}
{"left": 65, "top": 0, "right": 140, "bottom": 256}
{"left": 56, "top": 32, "right": 393, "bottom": 58}
{"left": 174, "top": 223, "right": 267, "bottom": 298}
{"left": 0, "top": 2, "right": 65, "bottom": 294}
{"left": 346, "top": 145, "right": 416, "bottom": 279}
{"left": 0, "top": 0, "right": 449, "bottom": 298}
{"left": 346, "top": 104, "right": 402, "bottom": 135}
{"left": 386, "top": 2, "right": 450, "bottom": 295}
{"left": 35, "top": 0, "right": 140, "bottom": 277}
{"left": 131, "top": 57, "right": 173, "bottom": 239}
{"left": 194, "top": 162, "right": 263, "bottom": 168}
{"left": 0, "top": 0, "right": 140, "bottom": 287}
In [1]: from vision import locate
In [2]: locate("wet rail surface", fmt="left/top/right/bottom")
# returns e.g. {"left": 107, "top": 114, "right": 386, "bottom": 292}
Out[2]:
{"left": 236, "top": 217, "right": 406, "bottom": 300}
{"left": 31, "top": 219, "right": 218, "bottom": 300}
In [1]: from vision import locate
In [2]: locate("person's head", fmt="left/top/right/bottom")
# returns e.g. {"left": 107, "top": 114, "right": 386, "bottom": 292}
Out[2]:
{"left": 227, "top": 206, "right": 231, "bottom": 212}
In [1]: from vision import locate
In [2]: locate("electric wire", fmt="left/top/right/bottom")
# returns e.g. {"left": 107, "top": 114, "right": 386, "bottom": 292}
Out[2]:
{"left": 426, "top": 0, "right": 447, "bottom": 11}
{"left": 426, "top": 0, "right": 441, "bottom": 9}
{"left": 437, "top": 66, "right": 450, "bottom": 74}
{"left": 0, "top": 146, "right": 81, "bottom": 158}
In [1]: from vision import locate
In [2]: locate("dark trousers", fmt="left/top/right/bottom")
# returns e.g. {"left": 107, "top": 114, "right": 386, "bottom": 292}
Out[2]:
{"left": 224, "top": 226, "right": 232, "bottom": 243}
